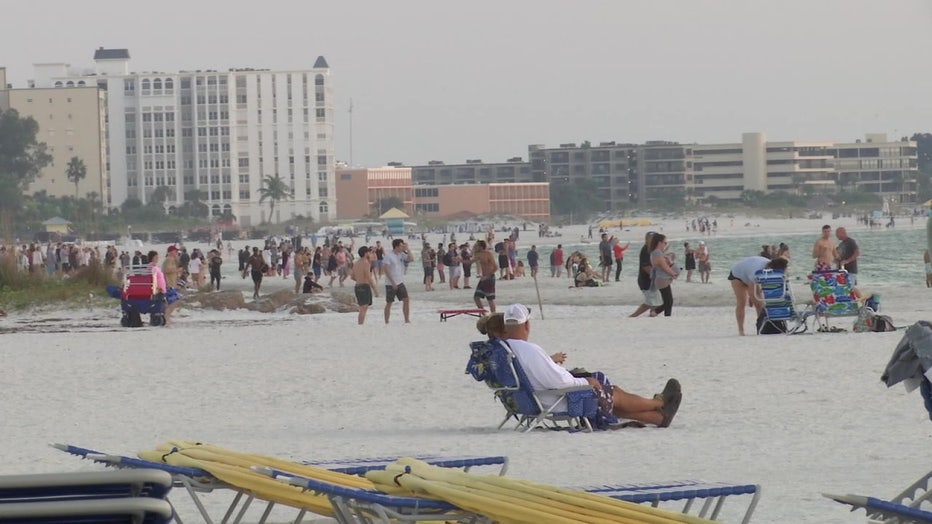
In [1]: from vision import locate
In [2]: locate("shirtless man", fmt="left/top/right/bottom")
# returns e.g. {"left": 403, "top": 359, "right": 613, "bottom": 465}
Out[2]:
{"left": 472, "top": 240, "right": 499, "bottom": 313}
{"left": 812, "top": 224, "right": 837, "bottom": 271}
{"left": 350, "top": 246, "right": 375, "bottom": 325}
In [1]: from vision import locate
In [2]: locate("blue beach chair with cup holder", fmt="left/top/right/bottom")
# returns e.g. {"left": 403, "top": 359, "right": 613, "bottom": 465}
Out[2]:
{"left": 466, "top": 338, "right": 612, "bottom": 432}
{"left": 753, "top": 268, "right": 811, "bottom": 334}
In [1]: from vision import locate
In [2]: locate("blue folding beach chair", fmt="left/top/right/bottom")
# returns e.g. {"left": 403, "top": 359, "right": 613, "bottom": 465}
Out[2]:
{"left": 0, "top": 469, "right": 174, "bottom": 524}
{"left": 467, "top": 338, "right": 608, "bottom": 432}
{"left": 753, "top": 269, "right": 811, "bottom": 335}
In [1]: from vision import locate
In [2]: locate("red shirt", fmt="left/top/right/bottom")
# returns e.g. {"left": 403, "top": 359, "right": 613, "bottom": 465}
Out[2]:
{"left": 613, "top": 244, "right": 628, "bottom": 260}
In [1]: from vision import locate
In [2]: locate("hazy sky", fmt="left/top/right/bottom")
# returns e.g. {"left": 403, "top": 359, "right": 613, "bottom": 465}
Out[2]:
{"left": 4, "top": 0, "right": 932, "bottom": 167}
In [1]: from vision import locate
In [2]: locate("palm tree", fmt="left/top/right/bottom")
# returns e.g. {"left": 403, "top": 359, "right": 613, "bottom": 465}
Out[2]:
{"left": 180, "top": 190, "right": 209, "bottom": 218}
{"left": 65, "top": 156, "right": 87, "bottom": 199}
{"left": 258, "top": 174, "right": 293, "bottom": 223}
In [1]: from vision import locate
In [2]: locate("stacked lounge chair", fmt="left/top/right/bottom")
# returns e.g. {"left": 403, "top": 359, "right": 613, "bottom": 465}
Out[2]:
{"left": 55, "top": 441, "right": 760, "bottom": 523}
{"left": 0, "top": 469, "right": 173, "bottom": 523}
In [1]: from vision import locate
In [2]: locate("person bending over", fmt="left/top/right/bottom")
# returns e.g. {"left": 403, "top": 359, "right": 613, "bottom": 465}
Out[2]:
{"left": 728, "top": 256, "right": 789, "bottom": 336}
{"left": 499, "top": 304, "right": 682, "bottom": 428}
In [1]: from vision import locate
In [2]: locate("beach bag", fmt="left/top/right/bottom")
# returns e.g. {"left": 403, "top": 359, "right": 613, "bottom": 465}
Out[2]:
{"left": 124, "top": 306, "right": 143, "bottom": 328}
{"left": 853, "top": 306, "right": 896, "bottom": 333}
{"left": 644, "top": 288, "right": 663, "bottom": 307}
{"left": 873, "top": 315, "right": 896, "bottom": 332}
{"left": 756, "top": 310, "right": 786, "bottom": 335}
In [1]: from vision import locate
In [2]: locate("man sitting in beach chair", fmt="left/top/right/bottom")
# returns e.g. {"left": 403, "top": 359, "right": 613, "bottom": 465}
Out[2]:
{"left": 469, "top": 306, "right": 682, "bottom": 431}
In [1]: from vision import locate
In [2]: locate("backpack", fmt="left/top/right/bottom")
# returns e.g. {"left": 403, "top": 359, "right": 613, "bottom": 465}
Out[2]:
{"left": 442, "top": 251, "right": 454, "bottom": 266}
{"left": 853, "top": 306, "right": 896, "bottom": 333}
{"left": 756, "top": 310, "right": 786, "bottom": 335}
{"left": 124, "top": 306, "right": 143, "bottom": 328}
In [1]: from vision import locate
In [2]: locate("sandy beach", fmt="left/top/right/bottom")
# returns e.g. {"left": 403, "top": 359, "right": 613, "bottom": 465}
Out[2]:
{"left": 2, "top": 214, "right": 931, "bottom": 523}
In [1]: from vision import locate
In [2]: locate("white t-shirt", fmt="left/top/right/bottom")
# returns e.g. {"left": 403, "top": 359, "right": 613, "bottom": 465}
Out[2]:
{"left": 188, "top": 257, "right": 202, "bottom": 275}
{"left": 383, "top": 250, "right": 408, "bottom": 286}
{"left": 506, "top": 338, "right": 589, "bottom": 411}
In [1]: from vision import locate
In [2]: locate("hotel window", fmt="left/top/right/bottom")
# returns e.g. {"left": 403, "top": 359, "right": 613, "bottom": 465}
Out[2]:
{"left": 315, "top": 108, "right": 325, "bottom": 121}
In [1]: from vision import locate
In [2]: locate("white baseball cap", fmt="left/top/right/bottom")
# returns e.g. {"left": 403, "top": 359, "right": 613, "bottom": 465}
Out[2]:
{"left": 504, "top": 304, "right": 532, "bottom": 324}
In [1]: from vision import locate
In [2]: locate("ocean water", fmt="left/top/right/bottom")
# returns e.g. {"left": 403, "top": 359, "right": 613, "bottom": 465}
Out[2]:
{"left": 553, "top": 223, "right": 930, "bottom": 286}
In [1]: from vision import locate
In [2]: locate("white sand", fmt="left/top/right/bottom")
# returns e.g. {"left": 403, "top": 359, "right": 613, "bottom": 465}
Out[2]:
{"left": 2, "top": 214, "right": 931, "bottom": 523}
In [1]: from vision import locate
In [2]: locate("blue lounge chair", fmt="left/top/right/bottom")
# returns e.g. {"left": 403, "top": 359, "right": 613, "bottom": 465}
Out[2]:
{"left": 585, "top": 480, "right": 761, "bottom": 524}
{"left": 302, "top": 455, "right": 508, "bottom": 476}
{"left": 466, "top": 338, "right": 609, "bottom": 432}
{"left": 259, "top": 466, "right": 761, "bottom": 524}
{"left": 0, "top": 469, "right": 173, "bottom": 524}
{"left": 753, "top": 269, "right": 811, "bottom": 334}
{"left": 824, "top": 492, "right": 932, "bottom": 523}
{"left": 255, "top": 466, "right": 482, "bottom": 524}
{"left": 53, "top": 443, "right": 507, "bottom": 524}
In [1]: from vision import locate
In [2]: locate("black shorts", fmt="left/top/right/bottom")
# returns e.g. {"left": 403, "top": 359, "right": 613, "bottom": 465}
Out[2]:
{"left": 727, "top": 271, "right": 737, "bottom": 281}
{"left": 251, "top": 270, "right": 263, "bottom": 283}
{"left": 462, "top": 263, "right": 472, "bottom": 277}
{"left": 355, "top": 284, "right": 373, "bottom": 306}
{"left": 475, "top": 275, "right": 496, "bottom": 300}
{"left": 385, "top": 283, "right": 409, "bottom": 303}
{"left": 498, "top": 254, "right": 508, "bottom": 268}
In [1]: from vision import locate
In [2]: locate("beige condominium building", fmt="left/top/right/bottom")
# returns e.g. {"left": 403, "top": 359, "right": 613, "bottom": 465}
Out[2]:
{"left": 0, "top": 66, "right": 108, "bottom": 203}
{"left": 529, "top": 132, "right": 918, "bottom": 209}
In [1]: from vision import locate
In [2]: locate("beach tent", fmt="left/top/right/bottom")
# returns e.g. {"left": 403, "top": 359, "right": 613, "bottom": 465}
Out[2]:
{"left": 379, "top": 207, "right": 410, "bottom": 235}
{"left": 922, "top": 199, "right": 932, "bottom": 208}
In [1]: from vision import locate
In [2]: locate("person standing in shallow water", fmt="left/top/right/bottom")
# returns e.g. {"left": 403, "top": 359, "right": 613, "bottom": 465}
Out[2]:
{"left": 697, "top": 241, "right": 711, "bottom": 283}
{"left": 683, "top": 242, "right": 696, "bottom": 282}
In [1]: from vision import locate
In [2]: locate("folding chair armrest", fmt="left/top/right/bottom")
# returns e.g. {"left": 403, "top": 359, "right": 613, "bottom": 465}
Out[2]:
{"left": 541, "top": 384, "right": 594, "bottom": 395}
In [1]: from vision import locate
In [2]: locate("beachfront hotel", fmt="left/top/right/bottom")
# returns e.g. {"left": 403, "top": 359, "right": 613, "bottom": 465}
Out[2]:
{"left": 336, "top": 165, "right": 550, "bottom": 220}
{"left": 525, "top": 133, "right": 919, "bottom": 209}
{"left": 0, "top": 67, "right": 109, "bottom": 203}
{"left": 24, "top": 48, "right": 335, "bottom": 226}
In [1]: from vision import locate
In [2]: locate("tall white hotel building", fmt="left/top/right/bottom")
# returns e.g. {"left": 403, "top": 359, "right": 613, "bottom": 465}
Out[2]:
{"left": 29, "top": 48, "right": 335, "bottom": 225}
